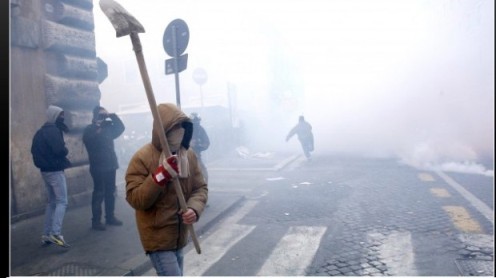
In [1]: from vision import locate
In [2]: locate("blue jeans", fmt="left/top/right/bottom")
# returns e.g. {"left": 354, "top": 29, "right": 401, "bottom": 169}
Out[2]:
{"left": 148, "top": 249, "right": 184, "bottom": 276}
{"left": 41, "top": 171, "right": 68, "bottom": 236}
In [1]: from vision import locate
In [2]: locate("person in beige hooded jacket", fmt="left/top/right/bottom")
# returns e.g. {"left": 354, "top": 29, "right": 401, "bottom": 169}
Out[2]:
{"left": 125, "top": 103, "right": 208, "bottom": 276}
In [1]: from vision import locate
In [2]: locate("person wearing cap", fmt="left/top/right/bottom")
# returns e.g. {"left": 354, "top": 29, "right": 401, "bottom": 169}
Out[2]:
{"left": 286, "top": 115, "right": 314, "bottom": 161}
{"left": 83, "top": 105, "right": 125, "bottom": 231}
{"left": 190, "top": 112, "right": 210, "bottom": 183}
{"left": 125, "top": 103, "right": 208, "bottom": 276}
{"left": 31, "top": 105, "right": 72, "bottom": 248}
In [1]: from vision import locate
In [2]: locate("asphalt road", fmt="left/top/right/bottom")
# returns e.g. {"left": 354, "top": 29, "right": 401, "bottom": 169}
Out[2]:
{"left": 143, "top": 154, "right": 494, "bottom": 276}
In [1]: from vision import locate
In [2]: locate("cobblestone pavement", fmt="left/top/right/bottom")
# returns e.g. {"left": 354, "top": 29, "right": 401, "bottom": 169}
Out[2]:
{"left": 243, "top": 155, "right": 493, "bottom": 276}
{"left": 141, "top": 153, "right": 493, "bottom": 276}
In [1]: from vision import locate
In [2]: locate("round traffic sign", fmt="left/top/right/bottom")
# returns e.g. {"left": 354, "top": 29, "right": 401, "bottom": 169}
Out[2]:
{"left": 163, "top": 19, "right": 189, "bottom": 57}
{"left": 193, "top": 68, "right": 208, "bottom": 85}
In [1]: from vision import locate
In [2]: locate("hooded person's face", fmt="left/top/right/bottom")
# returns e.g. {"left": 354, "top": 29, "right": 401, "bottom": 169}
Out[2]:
{"left": 55, "top": 112, "right": 65, "bottom": 125}
{"left": 166, "top": 123, "right": 185, "bottom": 153}
{"left": 55, "top": 112, "right": 69, "bottom": 133}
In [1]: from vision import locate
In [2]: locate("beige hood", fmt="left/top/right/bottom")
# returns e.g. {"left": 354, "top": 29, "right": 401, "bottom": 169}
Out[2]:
{"left": 151, "top": 103, "right": 192, "bottom": 152}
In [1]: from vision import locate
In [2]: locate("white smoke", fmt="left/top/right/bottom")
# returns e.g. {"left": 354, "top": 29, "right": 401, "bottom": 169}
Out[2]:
{"left": 94, "top": 0, "right": 494, "bottom": 176}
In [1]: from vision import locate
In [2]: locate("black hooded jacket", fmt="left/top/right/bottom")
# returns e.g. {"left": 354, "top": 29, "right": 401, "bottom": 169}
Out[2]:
{"left": 83, "top": 113, "right": 125, "bottom": 172}
{"left": 31, "top": 106, "right": 71, "bottom": 172}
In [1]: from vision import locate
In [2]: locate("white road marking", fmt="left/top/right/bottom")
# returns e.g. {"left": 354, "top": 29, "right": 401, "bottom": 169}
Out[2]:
{"left": 368, "top": 230, "right": 417, "bottom": 276}
{"left": 436, "top": 170, "right": 494, "bottom": 225}
{"left": 183, "top": 200, "right": 258, "bottom": 276}
{"left": 257, "top": 226, "right": 327, "bottom": 276}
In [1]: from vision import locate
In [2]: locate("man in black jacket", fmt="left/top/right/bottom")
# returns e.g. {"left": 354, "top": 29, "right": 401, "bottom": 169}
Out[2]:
{"left": 31, "top": 105, "right": 71, "bottom": 248}
{"left": 83, "top": 106, "right": 125, "bottom": 231}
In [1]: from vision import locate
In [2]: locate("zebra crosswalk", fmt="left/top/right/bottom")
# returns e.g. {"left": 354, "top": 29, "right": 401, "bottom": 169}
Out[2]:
{"left": 257, "top": 226, "right": 327, "bottom": 276}
{"left": 141, "top": 168, "right": 494, "bottom": 276}
{"left": 182, "top": 200, "right": 327, "bottom": 276}
{"left": 184, "top": 200, "right": 258, "bottom": 276}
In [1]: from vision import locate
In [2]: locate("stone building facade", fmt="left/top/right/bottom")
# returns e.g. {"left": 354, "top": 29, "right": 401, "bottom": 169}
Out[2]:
{"left": 10, "top": 0, "right": 107, "bottom": 222}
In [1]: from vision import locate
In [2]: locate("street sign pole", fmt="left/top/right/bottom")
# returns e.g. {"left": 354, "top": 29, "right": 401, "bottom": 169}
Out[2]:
{"left": 163, "top": 19, "right": 189, "bottom": 108}
{"left": 172, "top": 25, "right": 181, "bottom": 108}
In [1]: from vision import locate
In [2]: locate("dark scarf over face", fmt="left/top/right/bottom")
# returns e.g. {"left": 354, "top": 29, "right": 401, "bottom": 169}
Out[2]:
{"left": 56, "top": 117, "right": 69, "bottom": 133}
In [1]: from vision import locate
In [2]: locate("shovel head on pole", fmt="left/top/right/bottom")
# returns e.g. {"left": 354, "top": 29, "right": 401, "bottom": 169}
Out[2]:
{"left": 99, "top": 0, "right": 145, "bottom": 37}
{"left": 98, "top": 0, "right": 202, "bottom": 255}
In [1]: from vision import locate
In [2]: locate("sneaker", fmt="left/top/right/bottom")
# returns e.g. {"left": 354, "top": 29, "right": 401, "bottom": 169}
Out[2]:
{"left": 41, "top": 235, "right": 52, "bottom": 246}
{"left": 92, "top": 222, "right": 106, "bottom": 231}
{"left": 49, "top": 234, "right": 70, "bottom": 248}
{"left": 106, "top": 217, "right": 123, "bottom": 226}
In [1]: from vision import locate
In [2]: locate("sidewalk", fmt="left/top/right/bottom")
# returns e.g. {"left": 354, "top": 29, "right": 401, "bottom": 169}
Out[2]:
{"left": 10, "top": 149, "right": 299, "bottom": 276}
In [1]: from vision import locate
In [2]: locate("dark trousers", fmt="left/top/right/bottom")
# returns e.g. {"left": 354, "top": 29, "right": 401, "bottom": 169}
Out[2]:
{"left": 90, "top": 169, "right": 116, "bottom": 223}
